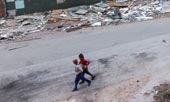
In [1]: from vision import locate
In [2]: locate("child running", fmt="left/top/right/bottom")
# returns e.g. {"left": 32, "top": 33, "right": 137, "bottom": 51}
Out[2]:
{"left": 72, "top": 59, "right": 91, "bottom": 91}
{"left": 79, "top": 53, "right": 95, "bottom": 84}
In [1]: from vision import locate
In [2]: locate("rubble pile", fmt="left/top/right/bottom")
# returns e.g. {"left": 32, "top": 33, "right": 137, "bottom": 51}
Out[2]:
{"left": 120, "top": 2, "right": 162, "bottom": 21}
{"left": 46, "top": 2, "right": 122, "bottom": 32}
{"left": 0, "top": 0, "right": 168, "bottom": 40}
{"left": 0, "top": 14, "right": 47, "bottom": 40}
{"left": 46, "top": 1, "right": 163, "bottom": 31}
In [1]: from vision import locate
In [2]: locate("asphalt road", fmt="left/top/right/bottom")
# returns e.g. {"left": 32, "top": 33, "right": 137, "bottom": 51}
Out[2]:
{"left": 0, "top": 18, "right": 170, "bottom": 70}
{"left": 0, "top": 18, "right": 170, "bottom": 102}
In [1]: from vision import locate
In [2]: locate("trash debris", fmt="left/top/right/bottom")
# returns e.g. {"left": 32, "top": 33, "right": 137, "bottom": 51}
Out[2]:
{"left": 161, "top": 2, "right": 170, "bottom": 13}
{"left": 0, "top": 20, "right": 5, "bottom": 25}
{"left": 91, "top": 22, "right": 102, "bottom": 27}
{"left": 65, "top": 21, "right": 90, "bottom": 32}
{"left": 47, "top": 0, "right": 165, "bottom": 32}
{"left": 74, "top": 9, "right": 88, "bottom": 15}
{"left": 0, "top": 0, "right": 168, "bottom": 41}
{"left": 0, "top": 14, "right": 47, "bottom": 41}
{"left": 153, "top": 82, "right": 170, "bottom": 102}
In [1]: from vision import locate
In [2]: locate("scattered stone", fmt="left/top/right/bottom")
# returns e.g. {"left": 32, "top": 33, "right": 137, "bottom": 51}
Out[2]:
{"left": 144, "top": 92, "right": 151, "bottom": 96}
{"left": 162, "top": 40, "right": 166, "bottom": 43}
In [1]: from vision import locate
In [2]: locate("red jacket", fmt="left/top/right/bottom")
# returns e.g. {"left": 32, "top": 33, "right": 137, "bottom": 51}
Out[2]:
{"left": 79, "top": 58, "right": 90, "bottom": 69}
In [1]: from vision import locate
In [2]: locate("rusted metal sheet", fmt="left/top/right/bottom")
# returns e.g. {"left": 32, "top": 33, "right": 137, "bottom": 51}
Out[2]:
{"left": 0, "top": 0, "right": 5, "bottom": 17}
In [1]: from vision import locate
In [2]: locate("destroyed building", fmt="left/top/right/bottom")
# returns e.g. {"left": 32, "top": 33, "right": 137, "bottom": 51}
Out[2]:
{"left": 0, "top": 0, "right": 169, "bottom": 40}
{"left": 0, "top": 0, "right": 100, "bottom": 17}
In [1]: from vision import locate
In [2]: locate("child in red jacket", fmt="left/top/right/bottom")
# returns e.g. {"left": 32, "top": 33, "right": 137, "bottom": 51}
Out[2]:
{"left": 79, "top": 53, "right": 95, "bottom": 84}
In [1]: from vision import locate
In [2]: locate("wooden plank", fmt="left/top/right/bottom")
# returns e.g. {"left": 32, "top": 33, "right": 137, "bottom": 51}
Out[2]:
{"left": 51, "top": 16, "right": 80, "bottom": 21}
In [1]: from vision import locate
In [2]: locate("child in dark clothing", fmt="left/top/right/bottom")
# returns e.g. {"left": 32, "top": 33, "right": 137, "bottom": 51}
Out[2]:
{"left": 72, "top": 59, "right": 91, "bottom": 91}
{"left": 79, "top": 53, "right": 95, "bottom": 84}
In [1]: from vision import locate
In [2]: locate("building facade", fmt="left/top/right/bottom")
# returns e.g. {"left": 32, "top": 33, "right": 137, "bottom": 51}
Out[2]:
{"left": 1, "top": 0, "right": 100, "bottom": 17}
{"left": 0, "top": 0, "right": 6, "bottom": 17}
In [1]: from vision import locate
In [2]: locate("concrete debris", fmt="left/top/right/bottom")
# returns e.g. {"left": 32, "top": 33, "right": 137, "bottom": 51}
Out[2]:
{"left": 120, "top": 4, "right": 162, "bottom": 21}
{"left": 65, "top": 21, "right": 90, "bottom": 32}
{"left": 0, "top": 0, "right": 169, "bottom": 40}
{"left": 0, "top": 20, "right": 5, "bottom": 26}
{"left": 136, "top": 16, "right": 153, "bottom": 21}
{"left": 95, "top": 2, "right": 110, "bottom": 8}
{"left": 91, "top": 22, "right": 102, "bottom": 27}
{"left": 116, "top": 0, "right": 128, "bottom": 2}
{"left": 0, "top": 14, "right": 47, "bottom": 40}
{"left": 74, "top": 9, "right": 89, "bottom": 15}
{"left": 46, "top": 1, "right": 165, "bottom": 33}
{"left": 161, "top": 2, "right": 170, "bottom": 13}
{"left": 90, "top": 3, "right": 110, "bottom": 13}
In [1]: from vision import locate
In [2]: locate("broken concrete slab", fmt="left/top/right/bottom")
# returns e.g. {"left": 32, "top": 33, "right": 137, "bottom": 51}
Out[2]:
{"left": 74, "top": 9, "right": 89, "bottom": 15}
{"left": 136, "top": 16, "right": 153, "bottom": 21}
{"left": 161, "top": 3, "right": 170, "bottom": 13}
{"left": 91, "top": 22, "right": 102, "bottom": 27}
{"left": 0, "top": 19, "right": 5, "bottom": 26}
{"left": 116, "top": 0, "right": 128, "bottom": 2}
{"left": 95, "top": 2, "right": 110, "bottom": 8}
{"left": 67, "top": 5, "right": 89, "bottom": 12}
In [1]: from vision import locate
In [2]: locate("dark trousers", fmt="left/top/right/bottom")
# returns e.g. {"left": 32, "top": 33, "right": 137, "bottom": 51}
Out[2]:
{"left": 83, "top": 69, "right": 94, "bottom": 78}
{"left": 74, "top": 73, "right": 91, "bottom": 90}
{"left": 80, "top": 69, "right": 94, "bottom": 83}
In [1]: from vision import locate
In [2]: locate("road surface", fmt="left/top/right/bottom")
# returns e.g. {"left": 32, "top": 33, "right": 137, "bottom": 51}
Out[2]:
{"left": 0, "top": 18, "right": 170, "bottom": 102}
